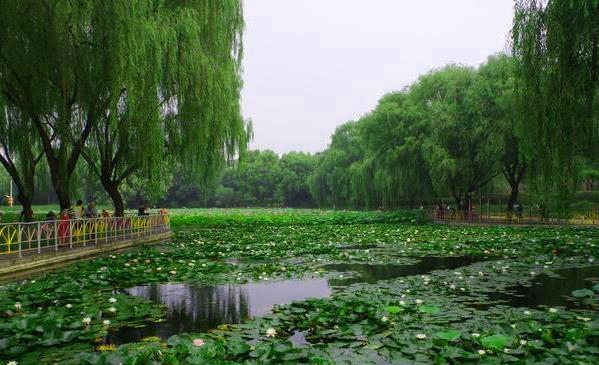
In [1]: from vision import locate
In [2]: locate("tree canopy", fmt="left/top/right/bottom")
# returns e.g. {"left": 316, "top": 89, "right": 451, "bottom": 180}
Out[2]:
{"left": 0, "top": 0, "right": 248, "bottom": 215}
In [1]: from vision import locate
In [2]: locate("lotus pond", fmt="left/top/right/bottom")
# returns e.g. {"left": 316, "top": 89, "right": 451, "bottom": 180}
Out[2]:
{"left": 1, "top": 210, "right": 599, "bottom": 364}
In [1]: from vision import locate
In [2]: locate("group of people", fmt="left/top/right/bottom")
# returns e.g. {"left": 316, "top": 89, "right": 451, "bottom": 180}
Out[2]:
{"left": 45, "top": 200, "right": 111, "bottom": 223}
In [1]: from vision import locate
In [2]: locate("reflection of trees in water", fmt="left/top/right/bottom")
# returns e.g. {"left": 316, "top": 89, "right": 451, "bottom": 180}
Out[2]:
{"left": 126, "top": 283, "right": 251, "bottom": 334}
{"left": 489, "top": 266, "right": 599, "bottom": 309}
{"left": 326, "top": 256, "right": 479, "bottom": 286}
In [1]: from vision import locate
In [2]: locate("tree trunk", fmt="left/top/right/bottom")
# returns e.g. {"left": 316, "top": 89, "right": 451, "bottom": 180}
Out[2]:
{"left": 53, "top": 182, "right": 71, "bottom": 211}
{"left": 506, "top": 182, "right": 519, "bottom": 212}
{"left": 103, "top": 179, "right": 125, "bottom": 217}
{"left": 17, "top": 194, "right": 34, "bottom": 222}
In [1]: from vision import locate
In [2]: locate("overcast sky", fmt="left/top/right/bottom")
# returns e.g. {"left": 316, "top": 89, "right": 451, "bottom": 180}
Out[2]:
{"left": 241, "top": 1, "right": 515, "bottom": 154}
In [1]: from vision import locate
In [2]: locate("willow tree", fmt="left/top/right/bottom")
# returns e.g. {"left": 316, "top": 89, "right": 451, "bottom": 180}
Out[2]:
{"left": 0, "top": 0, "right": 248, "bottom": 213}
{"left": 512, "top": 0, "right": 599, "bottom": 214}
{"left": 358, "top": 92, "right": 434, "bottom": 209}
{"left": 0, "top": 105, "right": 44, "bottom": 220}
{"left": 414, "top": 65, "right": 503, "bottom": 210}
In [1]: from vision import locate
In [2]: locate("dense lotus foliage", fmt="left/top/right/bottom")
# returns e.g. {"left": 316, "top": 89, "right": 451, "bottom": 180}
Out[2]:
{"left": 1, "top": 210, "right": 599, "bottom": 364}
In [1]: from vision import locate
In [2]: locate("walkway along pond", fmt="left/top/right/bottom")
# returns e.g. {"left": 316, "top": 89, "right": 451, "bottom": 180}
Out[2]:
{"left": 0, "top": 215, "right": 171, "bottom": 282}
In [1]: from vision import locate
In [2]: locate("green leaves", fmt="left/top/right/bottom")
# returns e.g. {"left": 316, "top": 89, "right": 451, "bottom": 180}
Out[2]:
{"left": 571, "top": 288, "right": 594, "bottom": 298}
{"left": 435, "top": 330, "right": 462, "bottom": 342}
{"left": 386, "top": 306, "right": 404, "bottom": 314}
{"left": 418, "top": 305, "right": 440, "bottom": 315}
{"left": 481, "top": 334, "right": 512, "bottom": 350}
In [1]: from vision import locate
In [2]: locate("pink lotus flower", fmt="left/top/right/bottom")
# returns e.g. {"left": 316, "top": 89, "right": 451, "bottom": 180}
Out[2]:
{"left": 193, "top": 338, "right": 205, "bottom": 347}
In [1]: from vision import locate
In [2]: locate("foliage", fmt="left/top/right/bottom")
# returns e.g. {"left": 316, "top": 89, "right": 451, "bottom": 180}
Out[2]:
{"left": 2, "top": 209, "right": 599, "bottom": 364}
{"left": 168, "top": 208, "right": 428, "bottom": 228}
{"left": 512, "top": 0, "right": 599, "bottom": 214}
{"left": 0, "top": 0, "right": 249, "bottom": 214}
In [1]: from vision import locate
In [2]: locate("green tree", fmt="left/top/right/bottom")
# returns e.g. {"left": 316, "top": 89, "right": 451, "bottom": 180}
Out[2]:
{"left": 308, "top": 122, "right": 364, "bottom": 209}
{"left": 359, "top": 92, "right": 434, "bottom": 209}
{"left": 413, "top": 65, "right": 503, "bottom": 210}
{"left": 0, "top": 0, "right": 248, "bottom": 213}
{"left": 279, "top": 152, "right": 315, "bottom": 207}
{"left": 0, "top": 106, "right": 44, "bottom": 220}
{"left": 512, "top": 0, "right": 599, "bottom": 214}
{"left": 477, "top": 54, "right": 527, "bottom": 211}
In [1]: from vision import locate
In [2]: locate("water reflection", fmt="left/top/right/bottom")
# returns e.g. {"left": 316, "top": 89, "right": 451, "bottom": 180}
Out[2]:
{"left": 326, "top": 256, "right": 482, "bottom": 286}
{"left": 486, "top": 265, "right": 599, "bottom": 309}
{"left": 110, "top": 256, "right": 483, "bottom": 344}
{"left": 110, "top": 279, "right": 331, "bottom": 343}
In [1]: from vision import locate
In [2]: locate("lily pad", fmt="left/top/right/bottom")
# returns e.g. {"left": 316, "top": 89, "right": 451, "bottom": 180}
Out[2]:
{"left": 481, "top": 334, "right": 512, "bottom": 350}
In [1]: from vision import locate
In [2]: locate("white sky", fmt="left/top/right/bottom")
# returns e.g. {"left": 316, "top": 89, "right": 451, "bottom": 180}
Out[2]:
{"left": 241, "top": 0, "right": 515, "bottom": 154}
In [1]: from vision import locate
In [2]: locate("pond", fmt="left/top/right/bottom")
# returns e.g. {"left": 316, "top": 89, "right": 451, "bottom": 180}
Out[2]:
{"left": 109, "top": 256, "right": 485, "bottom": 343}
{"left": 484, "top": 265, "right": 599, "bottom": 309}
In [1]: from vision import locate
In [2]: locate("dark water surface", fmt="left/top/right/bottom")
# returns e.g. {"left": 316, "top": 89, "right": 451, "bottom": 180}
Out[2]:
{"left": 485, "top": 265, "right": 599, "bottom": 309}
{"left": 325, "top": 256, "right": 483, "bottom": 286}
{"left": 110, "top": 256, "right": 482, "bottom": 343}
{"left": 110, "top": 258, "right": 598, "bottom": 344}
{"left": 109, "top": 278, "right": 331, "bottom": 344}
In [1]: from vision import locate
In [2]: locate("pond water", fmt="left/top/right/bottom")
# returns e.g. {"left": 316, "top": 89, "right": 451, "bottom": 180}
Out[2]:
{"left": 109, "top": 256, "right": 481, "bottom": 343}
{"left": 109, "top": 258, "right": 598, "bottom": 345}
{"left": 109, "top": 278, "right": 331, "bottom": 344}
{"left": 325, "top": 256, "right": 482, "bottom": 286}
{"left": 485, "top": 265, "right": 599, "bottom": 309}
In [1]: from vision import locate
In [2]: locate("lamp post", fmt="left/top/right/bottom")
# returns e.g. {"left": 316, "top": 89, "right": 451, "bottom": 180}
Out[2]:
{"left": 9, "top": 179, "right": 13, "bottom": 207}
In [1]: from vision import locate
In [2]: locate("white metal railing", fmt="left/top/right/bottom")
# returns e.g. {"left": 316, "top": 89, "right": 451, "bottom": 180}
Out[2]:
{"left": 0, "top": 214, "right": 170, "bottom": 258}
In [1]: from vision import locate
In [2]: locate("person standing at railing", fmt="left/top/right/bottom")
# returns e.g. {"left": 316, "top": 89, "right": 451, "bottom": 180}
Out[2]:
{"left": 74, "top": 200, "right": 84, "bottom": 219}
{"left": 58, "top": 209, "right": 70, "bottom": 245}
{"left": 84, "top": 202, "right": 98, "bottom": 218}
{"left": 84, "top": 202, "right": 98, "bottom": 242}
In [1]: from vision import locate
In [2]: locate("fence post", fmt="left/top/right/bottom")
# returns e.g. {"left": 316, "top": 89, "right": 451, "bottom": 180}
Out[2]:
{"left": 69, "top": 220, "right": 73, "bottom": 249}
{"left": 54, "top": 220, "right": 58, "bottom": 251}
{"left": 18, "top": 224, "right": 22, "bottom": 258}
{"left": 37, "top": 222, "right": 41, "bottom": 254}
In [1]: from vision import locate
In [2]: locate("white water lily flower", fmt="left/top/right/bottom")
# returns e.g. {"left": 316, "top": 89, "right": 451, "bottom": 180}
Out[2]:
{"left": 478, "top": 272, "right": 484, "bottom": 276}
{"left": 266, "top": 328, "right": 277, "bottom": 337}
{"left": 576, "top": 316, "right": 591, "bottom": 322}
{"left": 381, "top": 316, "right": 388, "bottom": 322}
{"left": 471, "top": 333, "right": 481, "bottom": 338}
{"left": 124, "top": 263, "right": 130, "bottom": 267}
{"left": 504, "top": 348, "right": 511, "bottom": 353}
{"left": 415, "top": 299, "right": 423, "bottom": 305}
{"left": 520, "top": 340, "right": 527, "bottom": 345}
{"left": 14, "top": 303, "right": 22, "bottom": 310}
{"left": 82, "top": 317, "right": 91, "bottom": 325}
{"left": 415, "top": 334, "right": 426, "bottom": 340}
{"left": 549, "top": 308, "right": 558, "bottom": 313}
{"left": 156, "top": 267, "right": 162, "bottom": 271}
{"left": 530, "top": 271, "right": 536, "bottom": 276}
{"left": 449, "top": 285, "right": 456, "bottom": 290}
{"left": 7, "top": 361, "right": 17, "bottom": 365}
{"left": 523, "top": 310, "right": 531, "bottom": 315}
{"left": 589, "top": 257, "right": 595, "bottom": 263}
{"left": 31, "top": 280, "right": 36, "bottom": 283}
{"left": 108, "top": 307, "right": 117, "bottom": 313}
{"left": 169, "top": 271, "right": 177, "bottom": 275}
{"left": 65, "top": 304, "right": 72, "bottom": 308}
{"left": 478, "top": 350, "right": 486, "bottom": 355}
{"left": 399, "top": 300, "right": 406, "bottom": 306}
{"left": 109, "top": 298, "right": 117, "bottom": 303}
{"left": 102, "top": 320, "right": 111, "bottom": 326}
